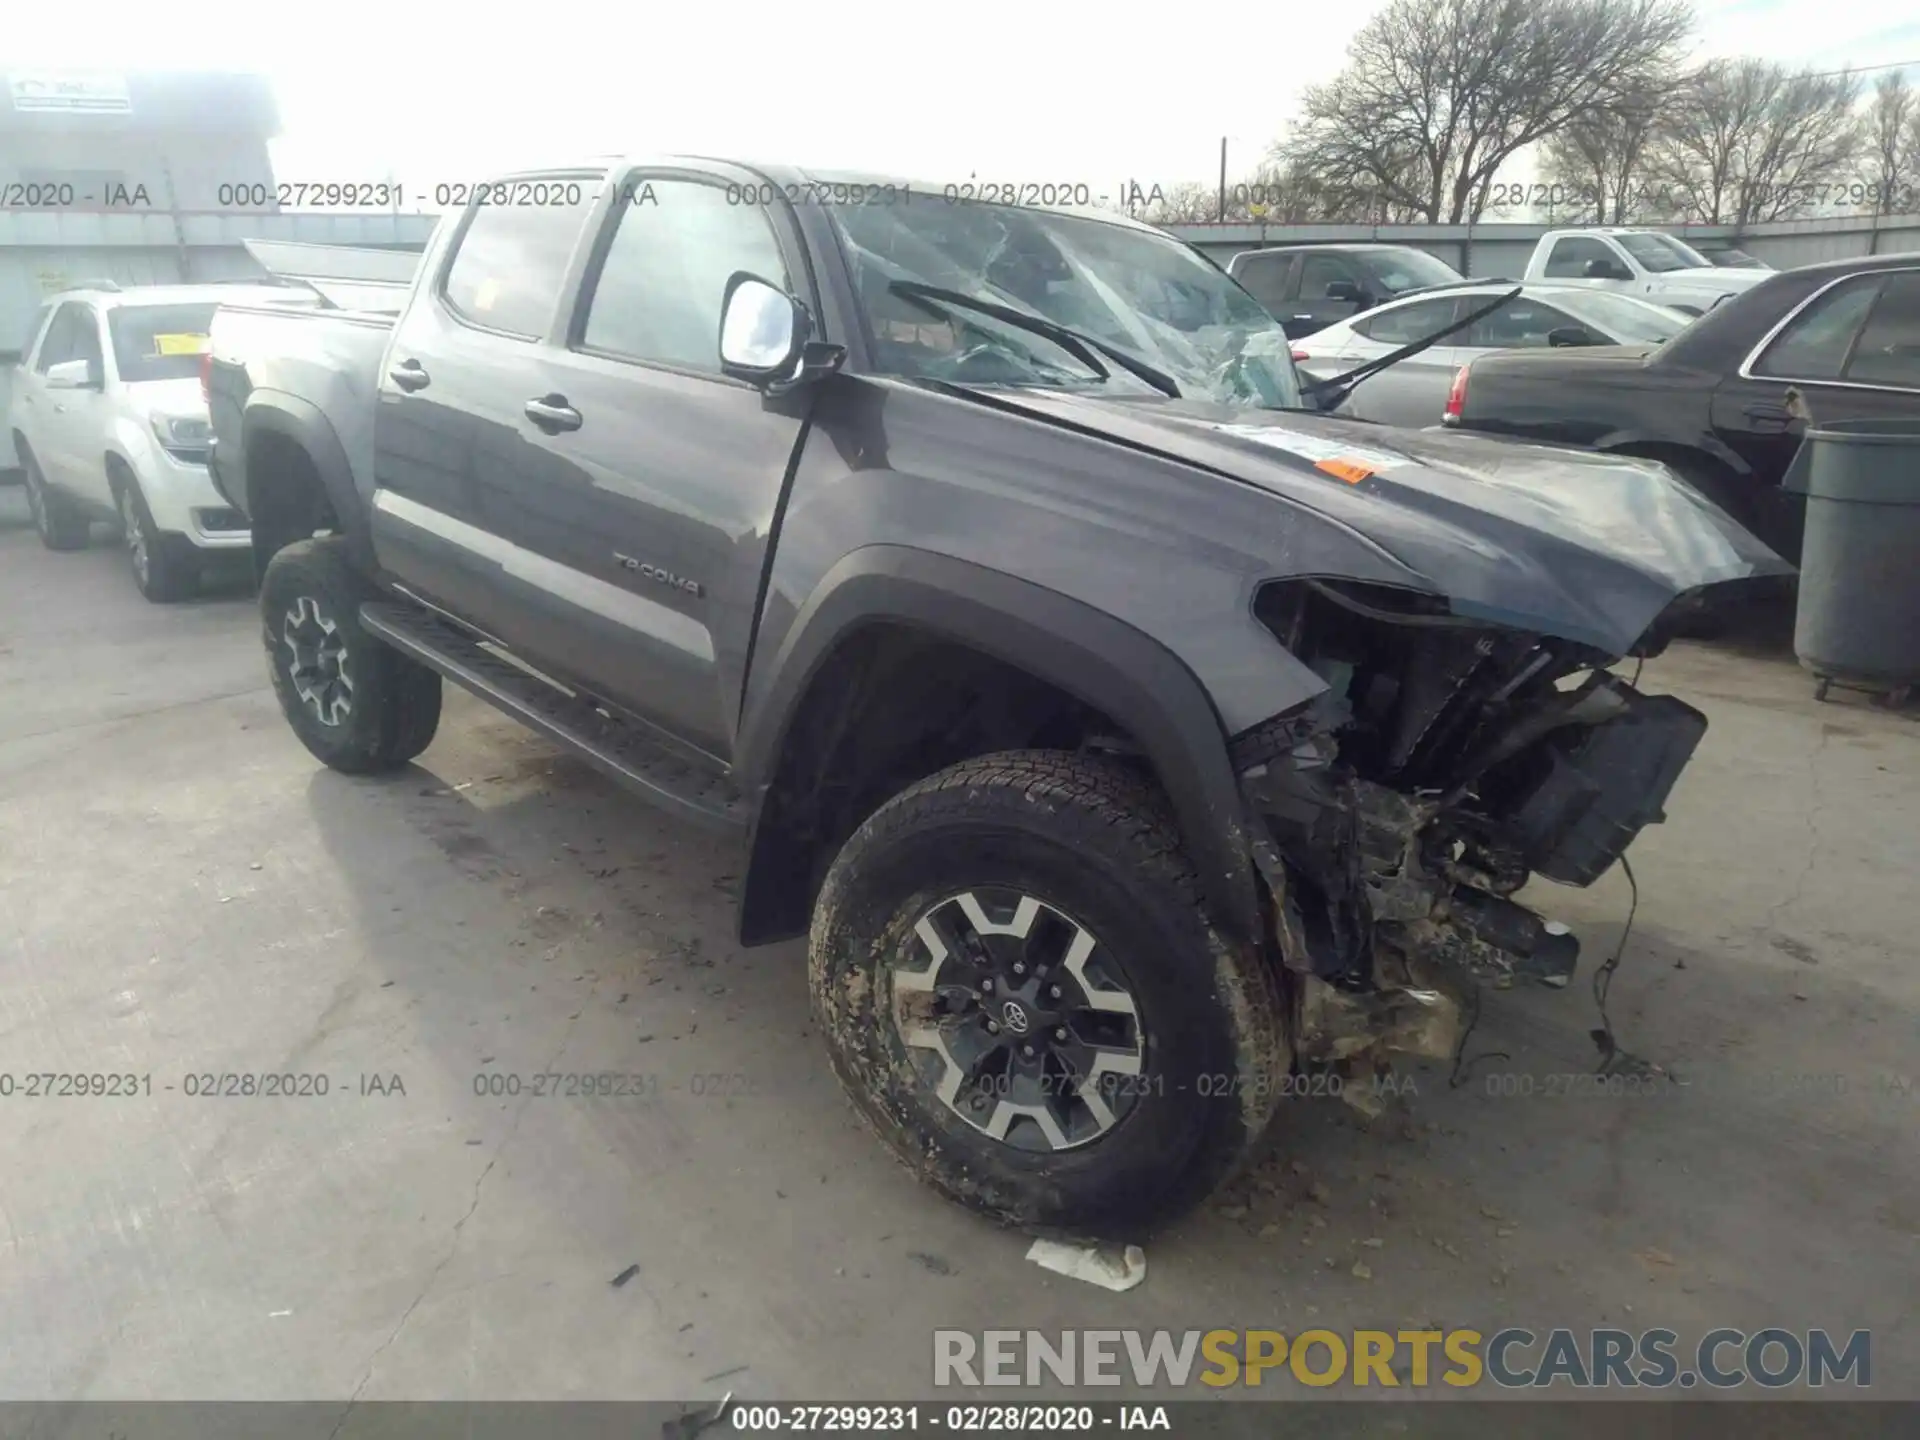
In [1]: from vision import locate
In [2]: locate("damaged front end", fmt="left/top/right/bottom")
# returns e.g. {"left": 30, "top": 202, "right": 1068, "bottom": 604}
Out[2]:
{"left": 1236, "top": 578, "right": 1707, "bottom": 1102}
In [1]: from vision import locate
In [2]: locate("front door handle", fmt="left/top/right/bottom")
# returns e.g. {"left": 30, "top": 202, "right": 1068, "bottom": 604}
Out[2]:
{"left": 524, "top": 395, "right": 582, "bottom": 433}
{"left": 388, "top": 359, "right": 431, "bottom": 392}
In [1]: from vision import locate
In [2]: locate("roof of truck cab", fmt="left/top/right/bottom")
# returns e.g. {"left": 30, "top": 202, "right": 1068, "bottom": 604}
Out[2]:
{"left": 483, "top": 155, "right": 1173, "bottom": 235}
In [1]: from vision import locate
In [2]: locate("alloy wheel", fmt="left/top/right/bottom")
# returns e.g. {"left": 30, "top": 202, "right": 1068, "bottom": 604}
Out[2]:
{"left": 892, "top": 887, "right": 1147, "bottom": 1152}
{"left": 119, "top": 488, "right": 149, "bottom": 588}
{"left": 280, "top": 595, "right": 355, "bottom": 726}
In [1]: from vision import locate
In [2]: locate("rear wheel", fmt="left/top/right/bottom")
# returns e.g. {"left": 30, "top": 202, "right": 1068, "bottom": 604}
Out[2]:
{"left": 260, "top": 536, "right": 442, "bottom": 773}
{"left": 23, "top": 454, "right": 90, "bottom": 551}
{"left": 808, "top": 751, "right": 1291, "bottom": 1238}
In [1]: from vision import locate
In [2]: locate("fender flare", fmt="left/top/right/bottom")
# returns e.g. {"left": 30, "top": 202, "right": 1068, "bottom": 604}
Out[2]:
{"left": 240, "top": 391, "right": 374, "bottom": 566}
{"left": 736, "top": 545, "right": 1262, "bottom": 948}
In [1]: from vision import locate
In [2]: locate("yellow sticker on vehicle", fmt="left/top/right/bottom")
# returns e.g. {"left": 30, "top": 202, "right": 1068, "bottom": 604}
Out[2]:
{"left": 153, "top": 332, "right": 211, "bottom": 356}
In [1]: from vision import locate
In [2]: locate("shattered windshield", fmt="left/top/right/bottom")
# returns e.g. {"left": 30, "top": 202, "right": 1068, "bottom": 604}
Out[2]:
{"left": 827, "top": 199, "right": 1303, "bottom": 409}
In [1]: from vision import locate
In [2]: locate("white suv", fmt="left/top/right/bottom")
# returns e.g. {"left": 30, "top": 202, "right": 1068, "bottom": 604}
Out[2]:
{"left": 9, "top": 282, "right": 316, "bottom": 600}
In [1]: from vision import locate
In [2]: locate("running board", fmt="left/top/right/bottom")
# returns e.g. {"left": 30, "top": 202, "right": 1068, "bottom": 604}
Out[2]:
{"left": 359, "top": 599, "right": 745, "bottom": 832}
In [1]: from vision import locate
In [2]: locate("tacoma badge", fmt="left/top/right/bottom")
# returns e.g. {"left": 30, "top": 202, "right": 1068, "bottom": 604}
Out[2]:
{"left": 615, "top": 553, "right": 703, "bottom": 597}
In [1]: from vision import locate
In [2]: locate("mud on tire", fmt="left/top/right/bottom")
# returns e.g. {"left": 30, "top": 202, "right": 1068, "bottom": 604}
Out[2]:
{"left": 809, "top": 750, "right": 1291, "bottom": 1239}
{"left": 260, "top": 536, "right": 442, "bottom": 774}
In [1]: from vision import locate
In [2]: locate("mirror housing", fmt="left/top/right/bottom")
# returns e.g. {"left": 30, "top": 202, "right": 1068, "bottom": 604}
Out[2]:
{"left": 1324, "top": 279, "right": 1365, "bottom": 304}
{"left": 46, "top": 358, "right": 101, "bottom": 389}
{"left": 719, "top": 272, "right": 844, "bottom": 395}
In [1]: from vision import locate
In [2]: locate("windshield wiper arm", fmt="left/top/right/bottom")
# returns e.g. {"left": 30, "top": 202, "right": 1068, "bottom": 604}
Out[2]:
{"left": 887, "top": 280, "right": 1181, "bottom": 398}
{"left": 1303, "top": 286, "right": 1522, "bottom": 413}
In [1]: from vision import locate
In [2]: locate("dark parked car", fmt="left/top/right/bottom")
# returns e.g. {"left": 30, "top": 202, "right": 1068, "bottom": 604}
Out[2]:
{"left": 206, "top": 159, "right": 1785, "bottom": 1235}
{"left": 1228, "top": 243, "right": 1466, "bottom": 336}
{"left": 1443, "top": 253, "right": 1920, "bottom": 561}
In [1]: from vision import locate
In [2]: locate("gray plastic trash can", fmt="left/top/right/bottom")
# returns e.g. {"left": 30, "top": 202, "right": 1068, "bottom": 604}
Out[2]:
{"left": 1787, "top": 418, "right": 1920, "bottom": 703}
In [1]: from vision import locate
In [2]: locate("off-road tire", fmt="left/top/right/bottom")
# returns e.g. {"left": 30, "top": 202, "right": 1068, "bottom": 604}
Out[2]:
{"left": 260, "top": 536, "right": 442, "bottom": 774}
{"left": 115, "top": 477, "right": 197, "bottom": 602}
{"left": 23, "top": 453, "right": 90, "bottom": 551}
{"left": 809, "top": 750, "right": 1291, "bottom": 1239}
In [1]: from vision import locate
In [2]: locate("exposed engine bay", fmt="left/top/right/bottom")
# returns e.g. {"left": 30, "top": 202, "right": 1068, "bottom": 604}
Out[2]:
{"left": 1237, "top": 578, "right": 1709, "bottom": 1086}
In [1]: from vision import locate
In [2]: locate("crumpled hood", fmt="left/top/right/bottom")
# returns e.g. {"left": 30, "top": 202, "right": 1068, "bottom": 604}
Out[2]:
{"left": 975, "top": 390, "right": 1795, "bottom": 654}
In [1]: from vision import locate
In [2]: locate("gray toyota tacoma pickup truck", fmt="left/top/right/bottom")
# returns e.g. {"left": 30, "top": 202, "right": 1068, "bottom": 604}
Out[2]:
{"left": 206, "top": 158, "right": 1790, "bottom": 1237}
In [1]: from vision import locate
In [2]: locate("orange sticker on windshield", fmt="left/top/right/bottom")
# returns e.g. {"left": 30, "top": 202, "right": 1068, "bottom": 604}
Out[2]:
{"left": 1315, "top": 458, "right": 1374, "bottom": 485}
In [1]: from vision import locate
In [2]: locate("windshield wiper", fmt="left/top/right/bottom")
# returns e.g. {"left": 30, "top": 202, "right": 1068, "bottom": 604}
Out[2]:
{"left": 1303, "top": 286, "right": 1522, "bottom": 414}
{"left": 888, "top": 280, "right": 1181, "bottom": 398}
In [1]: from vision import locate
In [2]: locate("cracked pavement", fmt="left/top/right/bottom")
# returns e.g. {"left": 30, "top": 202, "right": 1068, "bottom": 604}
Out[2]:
{"left": 2, "top": 491, "right": 1916, "bottom": 1404}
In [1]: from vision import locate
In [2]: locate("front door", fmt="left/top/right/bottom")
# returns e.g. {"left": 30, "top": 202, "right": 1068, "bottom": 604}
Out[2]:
{"left": 480, "top": 166, "right": 821, "bottom": 763}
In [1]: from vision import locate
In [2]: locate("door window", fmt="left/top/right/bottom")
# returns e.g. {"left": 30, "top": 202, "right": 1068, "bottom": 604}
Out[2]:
{"left": 1299, "top": 254, "right": 1358, "bottom": 300}
{"left": 1354, "top": 296, "right": 1462, "bottom": 345}
{"left": 1233, "top": 251, "right": 1293, "bottom": 308}
{"left": 1466, "top": 298, "right": 1587, "bottom": 348}
{"left": 440, "top": 180, "right": 600, "bottom": 339}
{"left": 1843, "top": 271, "right": 1920, "bottom": 390}
{"left": 34, "top": 303, "right": 100, "bottom": 376}
{"left": 1544, "top": 236, "right": 1618, "bottom": 278}
{"left": 578, "top": 178, "right": 791, "bottom": 373}
{"left": 1752, "top": 277, "right": 1881, "bottom": 382}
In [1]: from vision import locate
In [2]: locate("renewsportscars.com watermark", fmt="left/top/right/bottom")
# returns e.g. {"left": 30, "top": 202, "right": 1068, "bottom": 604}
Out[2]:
{"left": 934, "top": 1328, "right": 1871, "bottom": 1390}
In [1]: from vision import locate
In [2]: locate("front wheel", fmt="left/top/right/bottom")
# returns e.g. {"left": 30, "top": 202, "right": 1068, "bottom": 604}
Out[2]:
{"left": 117, "top": 480, "right": 196, "bottom": 602}
{"left": 260, "top": 536, "right": 442, "bottom": 773}
{"left": 809, "top": 751, "right": 1291, "bottom": 1238}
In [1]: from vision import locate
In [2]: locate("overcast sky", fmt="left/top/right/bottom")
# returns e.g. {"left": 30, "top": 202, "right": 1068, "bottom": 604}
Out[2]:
{"left": 9, "top": 0, "right": 1920, "bottom": 197}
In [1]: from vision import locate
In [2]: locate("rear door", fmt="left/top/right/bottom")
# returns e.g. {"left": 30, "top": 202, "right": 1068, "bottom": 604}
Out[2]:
{"left": 1713, "top": 266, "right": 1920, "bottom": 549}
{"left": 369, "top": 173, "right": 605, "bottom": 649}
{"left": 1715, "top": 268, "right": 1920, "bottom": 482}
{"left": 484, "top": 165, "right": 821, "bottom": 762}
{"left": 1341, "top": 294, "right": 1466, "bottom": 426}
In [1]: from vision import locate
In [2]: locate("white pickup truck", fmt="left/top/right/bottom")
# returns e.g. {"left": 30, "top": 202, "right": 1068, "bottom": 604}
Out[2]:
{"left": 1521, "top": 229, "right": 1772, "bottom": 315}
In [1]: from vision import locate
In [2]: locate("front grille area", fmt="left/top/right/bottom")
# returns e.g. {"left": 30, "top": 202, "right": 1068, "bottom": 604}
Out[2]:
{"left": 194, "top": 507, "right": 248, "bottom": 534}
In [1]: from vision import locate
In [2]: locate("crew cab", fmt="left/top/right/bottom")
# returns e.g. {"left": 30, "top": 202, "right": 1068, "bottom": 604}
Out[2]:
{"left": 1227, "top": 244, "right": 1467, "bottom": 336}
{"left": 9, "top": 281, "right": 318, "bottom": 599}
{"left": 207, "top": 157, "right": 1788, "bottom": 1237}
{"left": 1445, "top": 253, "right": 1920, "bottom": 562}
{"left": 1522, "top": 229, "right": 1772, "bottom": 315}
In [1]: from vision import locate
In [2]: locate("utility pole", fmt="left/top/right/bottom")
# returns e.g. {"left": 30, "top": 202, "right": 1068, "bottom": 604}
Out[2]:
{"left": 1217, "top": 138, "right": 1228, "bottom": 224}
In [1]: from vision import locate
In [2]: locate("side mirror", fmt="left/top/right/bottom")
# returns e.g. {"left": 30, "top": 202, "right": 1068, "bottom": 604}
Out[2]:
{"left": 1547, "top": 327, "right": 1596, "bottom": 348}
{"left": 1324, "top": 279, "right": 1365, "bottom": 303}
{"left": 719, "top": 272, "right": 843, "bottom": 394}
{"left": 46, "top": 358, "right": 101, "bottom": 389}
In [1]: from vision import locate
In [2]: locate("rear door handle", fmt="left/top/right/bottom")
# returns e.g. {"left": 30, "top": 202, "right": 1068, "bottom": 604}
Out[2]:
{"left": 524, "top": 395, "right": 582, "bottom": 433}
{"left": 1743, "top": 401, "right": 1792, "bottom": 430}
{"left": 388, "top": 359, "right": 430, "bottom": 392}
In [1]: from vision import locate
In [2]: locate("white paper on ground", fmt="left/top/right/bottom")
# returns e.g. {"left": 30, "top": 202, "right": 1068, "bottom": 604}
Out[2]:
{"left": 1025, "top": 1238, "right": 1148, "bottom": 1291}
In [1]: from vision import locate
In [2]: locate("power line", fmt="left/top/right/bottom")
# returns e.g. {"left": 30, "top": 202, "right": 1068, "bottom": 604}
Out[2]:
{"left": 1803, "top": 57, "right": 1920, "bottom": 79}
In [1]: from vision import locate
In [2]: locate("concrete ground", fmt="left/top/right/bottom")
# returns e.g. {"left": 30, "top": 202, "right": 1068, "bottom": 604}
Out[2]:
{"left": 1, "top": 485, "right": 1915, "bottom": 1410}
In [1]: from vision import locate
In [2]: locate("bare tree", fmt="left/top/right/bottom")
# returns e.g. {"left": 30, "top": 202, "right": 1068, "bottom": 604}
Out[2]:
{"left": 1274, "top": 0, "right": 1692, "bottom": 224}
{"left": 1646, "top": 59, "right": 1862, "bottom": 224}
{"left": 1856, "top": 70, "right": 1920, "bottom": 215}
{"left": 1537, "top": 86, "right": 1669, "bottom": 222}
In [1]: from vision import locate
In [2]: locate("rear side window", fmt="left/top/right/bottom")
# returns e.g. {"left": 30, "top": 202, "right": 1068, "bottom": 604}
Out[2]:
{"left": 1467, "top": 299, "right": 1583, "bottom": 348}
{"left": 1845, "top": 271, "right": 1920, "bottom": 390}
{"left": 1753, "top": 277, "right": 1880, "bottom": 381}
{"left": 1544, "top": 236, "right": 1617, "bottom": 278}
{"left": 1232, "top": 251, "right": 1293, "bottom": 307}
{"left": 1355, "top": 296, "right": 1461, "bottom": 345}
{"left": 442, "top": 183, "right": 599, "bottom": 339}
